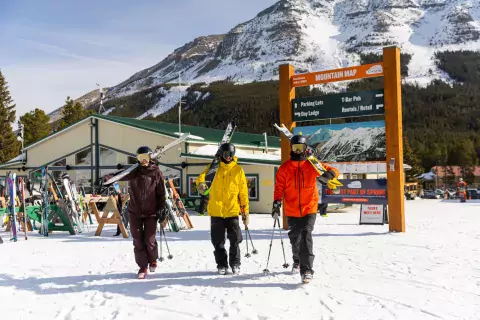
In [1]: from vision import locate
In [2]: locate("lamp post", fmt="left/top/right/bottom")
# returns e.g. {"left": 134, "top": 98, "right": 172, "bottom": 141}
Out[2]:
{"left": 178, "top": 72, "right": 182, "bottom": 135}
{"left": 96, "top": 83, "right": 105, "bottom": 114}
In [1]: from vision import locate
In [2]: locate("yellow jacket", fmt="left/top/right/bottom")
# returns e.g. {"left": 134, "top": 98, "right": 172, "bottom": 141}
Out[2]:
{"left": 196, "top": 156, "right": 249, "bottom": 218}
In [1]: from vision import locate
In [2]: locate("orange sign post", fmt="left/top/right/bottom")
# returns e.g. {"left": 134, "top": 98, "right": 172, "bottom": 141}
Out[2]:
{"left": 278, "top": 46, "right": 405, "bottom": 232}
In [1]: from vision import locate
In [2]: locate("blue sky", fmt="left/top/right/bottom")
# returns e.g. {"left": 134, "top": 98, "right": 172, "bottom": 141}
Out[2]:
{"left": 0, "top": 0, "right": 277, "bottom": 118}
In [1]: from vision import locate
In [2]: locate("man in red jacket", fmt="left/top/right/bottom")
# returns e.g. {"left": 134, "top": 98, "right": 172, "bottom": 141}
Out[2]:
{"left": 272, "top": 134, "right": 339, "bottom": 283}
{"left": 120, "top": 146, "right": 167, "bottom": 279}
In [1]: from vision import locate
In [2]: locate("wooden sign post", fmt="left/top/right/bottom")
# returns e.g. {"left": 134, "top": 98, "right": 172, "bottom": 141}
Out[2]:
{"left": 278, "top": 46, "right": 405, "bottom": 232}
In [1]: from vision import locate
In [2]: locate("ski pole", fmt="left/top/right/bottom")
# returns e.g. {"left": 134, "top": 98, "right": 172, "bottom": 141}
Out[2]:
{"left": 263, "top": 218, "right": 277, "bottom": 274}
{"left": 277, "top": 218, "right": 289, "bottom": 269}
{"left": 161, "top": 225, "right": 173, "bottom": 259}
{"left": 158, "top": 223, "right": 164, "bottom": 262}
{"left": 246, "top": 226, "right": 258, "bottom": 254}
{"left": 244, "top": 226, "right": 250, "bottom": 258}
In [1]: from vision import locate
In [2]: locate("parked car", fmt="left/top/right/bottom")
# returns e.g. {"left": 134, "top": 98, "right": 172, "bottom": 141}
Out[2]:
{"left": 423, "top": 190, "right": 440, "bottom": 199}
{"left": 466, "top": 189, "right": 479, "bottom": 199}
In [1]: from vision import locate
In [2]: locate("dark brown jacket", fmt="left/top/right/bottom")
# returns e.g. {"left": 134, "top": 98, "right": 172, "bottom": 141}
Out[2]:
{"left": 120, "top": 162, "right": 166, "bottom": 217}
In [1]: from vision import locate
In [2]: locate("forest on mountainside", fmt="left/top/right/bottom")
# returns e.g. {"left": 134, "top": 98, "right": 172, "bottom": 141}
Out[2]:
{"left": 98, "top": 50, "right": 480, "bottom": 177}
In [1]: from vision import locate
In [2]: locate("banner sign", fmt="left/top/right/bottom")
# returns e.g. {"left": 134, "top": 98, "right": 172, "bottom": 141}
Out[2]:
{"left": 292, "top": 89, "right": 385, "bottom": 122}
{"left": 291, "top": 63, "right": 384, "bottom": 87}
{"left": 321, "top": 179, "right": 388, "bottom": 204}
{"left": 359, "top": 204, "right": 386, "bottom": 225}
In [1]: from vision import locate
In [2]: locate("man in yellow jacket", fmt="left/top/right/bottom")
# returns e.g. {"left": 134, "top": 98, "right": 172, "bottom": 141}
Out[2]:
{"left": 196, "top": 143, "right": 249, "bottom": 275}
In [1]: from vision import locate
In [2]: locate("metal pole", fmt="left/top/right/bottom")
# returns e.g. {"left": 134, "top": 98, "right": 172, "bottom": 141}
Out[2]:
{"left": 20, "top": 124, "right": 24, "bottom": 153}
{"left": 90, "top": 119, "right": 94, "bottom": 194}
{"left": 264, "top": 132, "right": 268, "bottom": 154}
{"left": 178, "top": 72, "right": 182, "bottom": 135}
{"left": 97, "top": 83, "right": 104, "bottom": 114}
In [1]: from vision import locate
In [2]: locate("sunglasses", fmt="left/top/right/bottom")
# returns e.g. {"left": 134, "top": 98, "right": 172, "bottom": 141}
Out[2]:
{"left": 291, "top": 144, "right": 306, "bottom": 152}
{"left": 137, "top": 153, "right": 150, "bottom": 162}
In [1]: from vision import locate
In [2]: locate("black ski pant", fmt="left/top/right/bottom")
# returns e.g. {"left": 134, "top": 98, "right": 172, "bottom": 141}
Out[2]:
{"left": 211, "top": 216, "right": 243, "bottom": 269}
{"left": 287, "top": 214, "right": 316, "bottom": 275}
{"left": 129, "top": 215, "right": 158, "bottom": 269}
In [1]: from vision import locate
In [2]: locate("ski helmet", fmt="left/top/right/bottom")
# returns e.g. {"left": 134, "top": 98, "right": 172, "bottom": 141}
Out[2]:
{"left": 136, "top": 146, "right": 152, "bottom": 155}
{"left": 136, "top": 146, "right": 152, "bottom": 164}
{"left": 290, "top": 135, "right": 307, "bottom": 153}
{"left": 219, "top": 143, "right": 235, "bottom": 159}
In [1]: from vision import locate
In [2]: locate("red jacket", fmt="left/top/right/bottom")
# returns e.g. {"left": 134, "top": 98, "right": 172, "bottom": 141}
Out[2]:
{"left": 274, "top": 159, "right": 339, "bottom": 217}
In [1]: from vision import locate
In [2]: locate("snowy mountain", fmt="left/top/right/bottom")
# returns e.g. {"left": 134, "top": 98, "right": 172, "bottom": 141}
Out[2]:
{"left": 308, "top": 127, "right": 334, "bottom": 145}
{"left": 315, "top": 126, "right": 386, "bottom": 162}
{"left": 103, "top": 0, "right": 480, "bottom": 105}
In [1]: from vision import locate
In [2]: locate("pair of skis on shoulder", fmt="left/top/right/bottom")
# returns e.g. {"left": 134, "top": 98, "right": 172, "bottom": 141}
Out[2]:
{"left": 104, "top": 133, "right": 191, "bottom": 186}
{"left": 273, "top": 123, "right": 343, "bottom": 192}
{"left": 200, "top": 121, "right": 237, "bottom": 196}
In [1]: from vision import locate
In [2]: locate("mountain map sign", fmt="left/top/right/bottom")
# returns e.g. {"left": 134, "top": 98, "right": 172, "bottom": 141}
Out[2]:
{"left": 292, "top": 89, "right": 385, "bottom": 122}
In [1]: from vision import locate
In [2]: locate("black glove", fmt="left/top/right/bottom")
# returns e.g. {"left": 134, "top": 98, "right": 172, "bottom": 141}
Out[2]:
{"left": 157, "top": 208, "right": 167, "bottom": 224}
{"left": 318, "top": 170, "right": 336, "bottom": 185}
{"left": 271, "top": 200, "right": 282, "bottom": 219}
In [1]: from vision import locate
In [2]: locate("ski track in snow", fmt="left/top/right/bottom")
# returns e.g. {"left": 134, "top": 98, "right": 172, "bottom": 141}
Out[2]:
{"left": 1, "top": 200, "right": 480, "bottom": 319}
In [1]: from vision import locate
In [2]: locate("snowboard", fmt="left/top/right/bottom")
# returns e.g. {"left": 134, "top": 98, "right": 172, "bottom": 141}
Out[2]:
{"left": 40, "top": 166, "right": 49, "bottom": 236}
{"left": 104, "top": 132, "right": 191, "bottom": 185}
{"left": 168, "top": 178, "right": 193, "bottom": 229}
{"left": 201, "top": 121, "right": 237, "bottom": 196}
{"left": 18, "top": 178, "right": 28, "bottom": 240}
{"left": 273, "top": 123, "right": 343, "bottom": 191}
{"left": 7, "top": 172, "right": 17, "bottom": 242}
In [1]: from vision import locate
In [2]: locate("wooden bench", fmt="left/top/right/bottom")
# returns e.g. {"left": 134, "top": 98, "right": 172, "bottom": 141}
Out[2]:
{"left": 87, "top": 195, "right": 128, "bottom": 238}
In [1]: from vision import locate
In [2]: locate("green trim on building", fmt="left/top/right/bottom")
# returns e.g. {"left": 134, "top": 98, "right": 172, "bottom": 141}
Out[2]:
{"left": 23, "top": 114, "right": 281, "bottom": 152}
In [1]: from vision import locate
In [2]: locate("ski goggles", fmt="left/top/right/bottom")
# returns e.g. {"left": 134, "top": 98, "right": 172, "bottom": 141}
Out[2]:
{"left": 137, "top": 153, "right": 151, "bottom": 162}
{"left": 291, "top": 144, "right": 306, "bottom": 152}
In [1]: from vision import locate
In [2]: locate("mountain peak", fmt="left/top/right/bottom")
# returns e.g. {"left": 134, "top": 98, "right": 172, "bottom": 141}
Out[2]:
{"left": 103, "top": 0, "right": 480, "bottom": 104}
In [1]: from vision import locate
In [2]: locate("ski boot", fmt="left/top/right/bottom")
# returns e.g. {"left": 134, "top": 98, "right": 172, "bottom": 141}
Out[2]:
{"left": 217, "top": 267, "right": 227, "bottom": 275}
{"left": 232, "top": 266, "right": 241, "bottom": 275}
{"left": 138, "top": 268, "right": 148, "bottom": 279}
{"left": 291, "top": 263, "right": 300, "bottom": 274}
{"left": 301, "top": 271, "right": 313, "bottom": 284}
{"left": 149, "top": 261, "right": 157, "bottom": 273}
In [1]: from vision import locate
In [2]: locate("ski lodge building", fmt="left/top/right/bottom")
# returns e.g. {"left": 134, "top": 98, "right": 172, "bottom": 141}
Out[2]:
{"left": 0, "top": 114, "right": 406, "bottom": 213}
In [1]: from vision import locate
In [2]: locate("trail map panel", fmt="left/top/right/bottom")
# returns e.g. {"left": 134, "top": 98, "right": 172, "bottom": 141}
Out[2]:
{"left": 292, "top": 89, "right": 385, "bottom": 122}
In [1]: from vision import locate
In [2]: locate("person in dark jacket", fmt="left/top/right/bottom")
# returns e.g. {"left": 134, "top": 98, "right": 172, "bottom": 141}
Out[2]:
{"left": 120, "top": 146, "right": 167, "bottom": 279}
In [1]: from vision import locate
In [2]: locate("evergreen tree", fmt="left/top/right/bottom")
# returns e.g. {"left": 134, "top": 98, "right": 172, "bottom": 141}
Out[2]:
{"left": 445, "top": 166, "right": 456, "bottom": 188}
{"left": 456, "top": 139, "right": 477, "bottom": 184}
{"left": 0, "top": 70, "right": 20, "bottom": 163}
{"left": 58, "top": 97, "right": 92, "bottom": 130}
{"left": 403, "top": 136, "right": 423, "bottom": 181}
{"left": 18, "top": 108, "right": 51, "bottom": 146}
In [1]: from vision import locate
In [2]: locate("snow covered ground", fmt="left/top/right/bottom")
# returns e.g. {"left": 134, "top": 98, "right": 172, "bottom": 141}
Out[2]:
{"left": 1, "top": 200, "right": 479, "bottom": 320}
